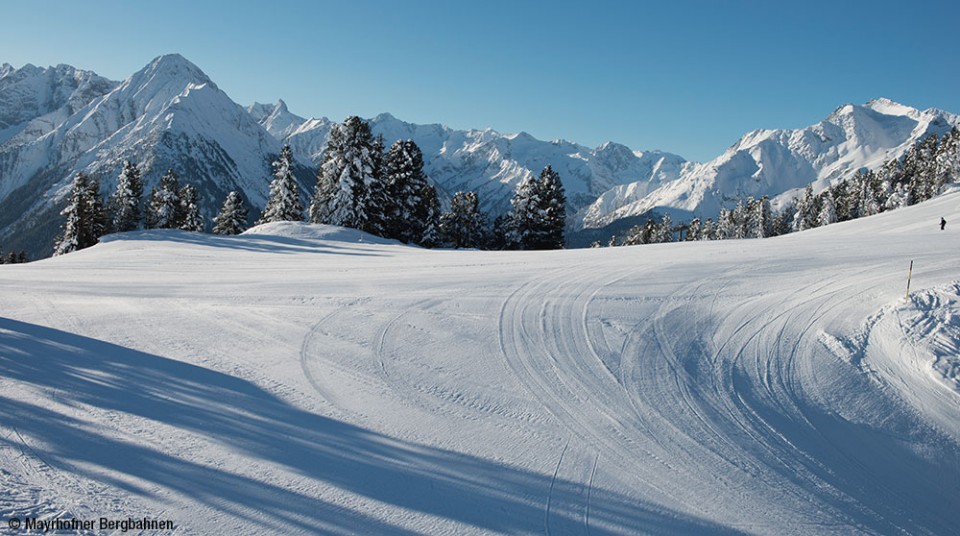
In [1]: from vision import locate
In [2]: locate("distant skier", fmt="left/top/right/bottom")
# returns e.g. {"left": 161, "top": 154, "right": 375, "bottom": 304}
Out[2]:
{"left": 941, "top": 217, "right": 947, "bottom": 231}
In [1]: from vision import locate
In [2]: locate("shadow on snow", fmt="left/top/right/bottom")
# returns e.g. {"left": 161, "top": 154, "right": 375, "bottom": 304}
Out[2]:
{"left": 0, "top": 317, "right": 741, "bottom": 535}
{"left": 101, "top": 229, "right": 389, "bottom": 257}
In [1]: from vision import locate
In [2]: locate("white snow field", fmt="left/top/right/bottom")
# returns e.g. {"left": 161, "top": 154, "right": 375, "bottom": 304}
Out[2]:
{"left": 2, "top": 195, "right": 959, "bottom": 535}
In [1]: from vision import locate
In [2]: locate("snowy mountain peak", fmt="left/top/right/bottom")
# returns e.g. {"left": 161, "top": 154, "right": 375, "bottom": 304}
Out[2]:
{"left": 372, "top": 112, "right": 398, "bottom": 122}
{"left": 250, "top": 99, "right": 307, "bottom": 140}
{"left": 143, "top": 53, "right": 212, "bottom": 85}
{"left": 863, "top": 97, "right": 919, "bottom": 117}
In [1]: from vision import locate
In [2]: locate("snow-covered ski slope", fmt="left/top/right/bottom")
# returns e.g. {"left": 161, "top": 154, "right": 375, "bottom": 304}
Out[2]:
{"left": 2, "top": 194, "right": 959, "bottom": 535}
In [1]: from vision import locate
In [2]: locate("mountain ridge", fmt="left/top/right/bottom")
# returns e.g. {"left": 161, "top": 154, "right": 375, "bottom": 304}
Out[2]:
{"left": 2, "top": 54, "right": 957, "bottom": 257}
{"left": 576, "top": 96, "right": 960, "bottom": 230}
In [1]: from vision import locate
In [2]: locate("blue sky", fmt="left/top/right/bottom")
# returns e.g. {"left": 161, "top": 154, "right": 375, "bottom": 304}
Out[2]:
{"left": 2, "top": 0, "right": 958, "bottom": 161}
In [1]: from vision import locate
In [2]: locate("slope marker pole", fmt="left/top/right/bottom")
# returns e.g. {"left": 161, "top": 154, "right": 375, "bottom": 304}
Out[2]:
{"left": 905, "top": 260, "right": 914, "bottom": 301}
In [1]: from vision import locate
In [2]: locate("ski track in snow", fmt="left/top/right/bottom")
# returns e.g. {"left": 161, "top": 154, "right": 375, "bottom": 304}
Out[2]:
{"left": 3, "top": 194, "right": 960, "bottom": 534}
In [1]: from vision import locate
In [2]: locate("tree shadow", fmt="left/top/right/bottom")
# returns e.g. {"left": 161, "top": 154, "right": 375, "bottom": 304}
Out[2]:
{"left": 0, "top": 317, "right": 741, "bottom": 535}
{"left": 100, "top": 229, "right": 388, "bottom": 257}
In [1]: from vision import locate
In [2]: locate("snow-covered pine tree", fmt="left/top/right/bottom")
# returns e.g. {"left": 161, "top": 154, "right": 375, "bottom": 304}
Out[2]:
{"left": 258, "top": 145, "right": 304, "bottom": 225}
{"left": 623, "top": 219, "right": 656, "bottom": 246}
{"left": 86, "top": 177, "right": 108, "bottom": 240}
{"left": 653, "top": 213, "right": 673, "bottom": 243}
{"left": 791, "top": 185, "right": 816, "bottom": 232}
{"left": 686, "top": 217, "right": 701, "bottom": 241}
{"left": 749, "top": 196, "right": 773, "bottom": 238}
{"left": 506, "top": 173, "right": 541, "bottom": 249}
{"left": 701, "top": 218, "right": 715, "bottom": 240}
{"left": 884, "top": 182, "right": 910, "bottom": 211}
{"left": 55, "top": 172, "right": 101, "bottom": 255}
{"left": 147, "top": 169, "right": 181, "bottom": 229}
{"left": 178, "top": 184, "right": 204, "bottom": 232}
{"left": 110, "top": 160, "right": 143, "bottom": 232}
{"left": 856, "top": 170, "right": 882, "bottom": 217}
{"left": 817, "top": 189, "right": 837, "bottom": 227}
{"left": 54, "top": 176, "right": 83, "bottom": 255}
{"left": 771, "top": 207, "right": 792, "bottom": 237}
{"left": 439, "top": 191, "right": 486, "bottom": 248}
{"left": 534, "top": 165, "right": 566, "bottom": 249}
{"left": 829, "top": 180, "right": 854, "bottom": 222}
{"left": 622, "top": 223, "right": 643, "bottom": 246}
{"left": 213, "top": 191, "right": 249, "bottom": 235}
{"left": 415, "top": 182, "right": 442, "bottom": 247}
{"left": 934, "top": 127, "right": 960, "bottom": 194}
{"left": 715, "top": 208, "right": 734, "bottom": 239}
{"left": 383, "top": 139, "right": 438, "bottom": 244}
{"left": 732, "top": 198, "right": 750, "bottom": 239}
{"left": 309, "top": 117, "right": 385, "bottom": 235}
{"left": 502, "top": 165, "right": 566, "bottom": 249}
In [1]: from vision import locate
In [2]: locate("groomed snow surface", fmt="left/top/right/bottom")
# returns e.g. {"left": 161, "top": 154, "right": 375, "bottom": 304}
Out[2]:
{"left": 2, "top": 194, "right": 959, "bottom": 535}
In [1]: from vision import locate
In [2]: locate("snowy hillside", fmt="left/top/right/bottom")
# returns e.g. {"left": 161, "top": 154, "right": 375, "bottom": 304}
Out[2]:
{"left": 2, "top": 189, "right": 958, "bottom": 534}
{"left": 579, "top": 98, "right": 960, "bottom": 229}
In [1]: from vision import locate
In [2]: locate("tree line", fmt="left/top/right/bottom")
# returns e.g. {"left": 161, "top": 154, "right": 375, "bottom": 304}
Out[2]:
{"left": 53, "top": 116, "right": 567, "bottom": 256}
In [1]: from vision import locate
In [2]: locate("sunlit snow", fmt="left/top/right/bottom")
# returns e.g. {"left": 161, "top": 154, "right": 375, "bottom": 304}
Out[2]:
{"left": 1, "top": 192, "right": 958, "bottom": 534}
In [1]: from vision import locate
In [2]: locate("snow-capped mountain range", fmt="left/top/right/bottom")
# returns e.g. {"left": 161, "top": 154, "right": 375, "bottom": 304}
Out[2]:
{"left": 577, "top": 98, "right": 960, "bottom": 230}
{"left": 1, "top": 53, "right": 957, "bottom": 257}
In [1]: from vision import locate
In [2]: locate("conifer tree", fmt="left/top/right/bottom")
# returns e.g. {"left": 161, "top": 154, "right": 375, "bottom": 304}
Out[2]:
{"left": 856, "top": 170, "right": 882, "bottom": 217}
{"left": 701, "top": 218, "right": 715, "bottom": 240}
{"left": 439, "top": 191, "right": 485, "bottom": 248}
{"left": 147, "top": 169, "right": 181, "bottom": 229}
{"left": 750, "top": 196, "right": 773, "bottom": 238}
{"left": 415, "top": 183, "right": 442, "bottom": 247}
{"left": 110, "top": 160, "right": 143, "bottom": 232}
{"left": 771, "top": 208, "right": 792, "bottom": 237}
{"left": 258, "top": 145, "right": 304, "bottom": 225}
{"left": 623, "top": 219, "right": 657, "bottom": 245}
{"left": 534, "top": 165, "right": 566, "bottom": 249}
{"left": 653, "top": 213, "right": 673, "bottom": 243}
{"left": 686, "top": 218, "right": 701, "bottom": 241}
{"left": 715, "top": 208, "right": 734, "bottom": 239}
{"left": 505, "top": 173, "right": 540, "bottom": 249}
{"left": 177, "top": 184, "right": 204, "bottom": 231}
{"left": 309, "top": 116, "right": 385, "bottom": 235}
{"left": 86, "top": 177, "right": 108, "bottom": 240}
{"left": 506, "top": 165, "right": 567, "bottom": 249}
{"left": 383, "top": 139, "right": 439, "bottom": 245}
{"left": 792, "top": 185, "right": 816, "bottom": 232}
{"left": 213, "top": 191, "right": 249, "bottom": 235}
{"left": 732, "top": 199, "right": 748, "bottom": 239}
{"left": 934, "top": 127, "right": 960, "bottom": 193}
{"left": 55, "top": 172, "right": 103, "bottom": 255}
{"left": 817, "top": 189, "right": 837, "bottom": 227}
